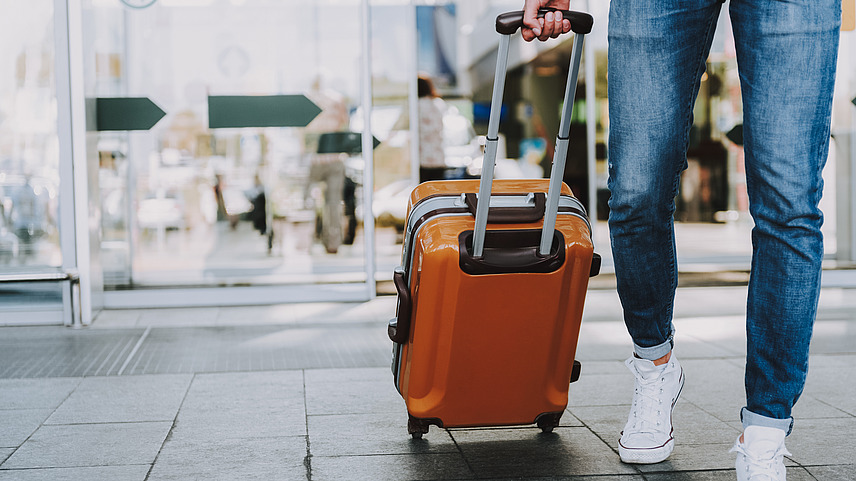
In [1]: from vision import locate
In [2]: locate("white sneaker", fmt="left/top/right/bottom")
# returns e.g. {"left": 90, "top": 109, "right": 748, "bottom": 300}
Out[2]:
{"left": 730, "top": 425, "right": 791, "bottom": 481}
{"left": 618, "top": 354, "right": 684, "bottom": 464}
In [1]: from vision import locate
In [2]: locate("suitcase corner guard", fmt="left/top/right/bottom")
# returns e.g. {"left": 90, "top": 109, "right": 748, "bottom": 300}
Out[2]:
{"left": 590, "top": 252, "right": 601, "bottom": 277}
{"left": 388, "top": 267, "right": 411, "bottom": 344}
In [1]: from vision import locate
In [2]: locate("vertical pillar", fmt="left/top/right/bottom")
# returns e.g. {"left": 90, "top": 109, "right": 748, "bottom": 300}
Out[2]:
{"left": 54, "top": 0, "right": 93, "bottom": 325}
{"left": 361, "top": 0, "right": 377, "bottom": 298}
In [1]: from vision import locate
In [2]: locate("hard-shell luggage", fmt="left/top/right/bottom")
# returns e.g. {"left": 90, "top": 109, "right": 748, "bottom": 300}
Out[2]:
{"left": 388, "top": 8, "right": 598, "bottom": 438}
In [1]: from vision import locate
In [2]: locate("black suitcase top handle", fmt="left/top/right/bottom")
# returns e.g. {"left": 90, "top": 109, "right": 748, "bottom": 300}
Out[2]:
{"left": 496, "top": 8, "right": 593, "bottom": 35}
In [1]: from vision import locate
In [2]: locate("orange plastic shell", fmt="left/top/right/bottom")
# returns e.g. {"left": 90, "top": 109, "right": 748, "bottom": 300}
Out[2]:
{"left": 396, "top": 179, "right": 594, "bottom": 428}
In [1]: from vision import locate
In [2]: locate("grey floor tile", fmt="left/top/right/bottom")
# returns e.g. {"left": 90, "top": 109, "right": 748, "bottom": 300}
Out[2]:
{"left": 214, "top": 305, "right": 297, "bottom": 326}
{"left": 136, "top": 307, "right": 221, "bottom": 327}
{"left": 305, "top": 366, "right": 391, "bottom": 384}
{"left": 675, "top": 359, "right": 746, "bottom": 423}
{"left": 639, "top": 471, "right": 736, "bottom": 481}
{"left": 172, "top": 371, "right": 307, "bottom": 439}
{"left": 671, "top": 403, "right": 742, "bottom": 446}
{"left": 46, "top": 374, "right": 192, "bottom": 425}
{"left": 580, "top": 290, "right": 625, "bottom": 323}
{"left": 305, "top": 377, "right": 404, "bottom": 416}
{"left": 0, "top": 378, "right": 80, "bottom": 409}
{"left": 148, "top": 435, "right": 307, "bottom": 481}
{"left": 0, "top": 449, "right": 13, "bottom": 464}
{"left": 2, "top": 422, "right": 171, "bottom": 469}
{"left": 308, "top": 413, "right": 458, "bottom": 456}
{"left": 181, "top": 371, "right": 305, "bottom": 406}
{"left": 805, "top": 464, "right": 856, "bottom": 481}
{"left": 672, "top": 287, "right": 749, "bottom": 320}
{"left": 310, "top": 453, "right": 474, "bottom": 481}
{"left": 452, "top": 426, "right": 637, "bottom": 478}
{"left": 802, "top": 355, "right": 856, "bottom": 416}
{"left": 642, "top": 466, "right": 816, "bottom": 481}
{"left": 574, "top": 322, "right": 635, "bottom": 362}
{"left": 91, "top": 309, "right": 142, "bottom": 328}
{"left": 572, "top": 402, "right": 740, "bottom": 452}
{"left": 634, "top": 443, "right": 740, "bottom": 473}
{"left": 0, "top": 465, "right": 150, "bottom": 481}
{"left": 681, "top": 336, "right": 743, "bottom": 359}
{"left": 810, "top": 318, "right": 856, "bottom": 355}
{"left": 171, "top": 402, "right": 307, "bottom": 440}
{"left": 0, "top": 409, "right": 52, "bottom": 447}
{"left": 567, "top": 372, "right": 632, "bottom": 408}
{"left": 791, "top": 394, "right": 851, "bottom": 419}
{"left": 571, "top": 360, "right": 629, "bottom": 376}
{"left": 784, "top": 417, "right": 856, "bottom": 466}
{"left": 482, "top": 477, "right": 645, "bottom": 481}
{"left": 121, "top": 325, "right": 388, "bottom": 374}
{"left": 568, "top": 404, "right": 628, "bottom": 440}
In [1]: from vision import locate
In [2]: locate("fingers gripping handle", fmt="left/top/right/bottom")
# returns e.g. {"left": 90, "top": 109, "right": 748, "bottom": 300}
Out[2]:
{"left": 496, "top": 8, "right": 593, "bottom": 35}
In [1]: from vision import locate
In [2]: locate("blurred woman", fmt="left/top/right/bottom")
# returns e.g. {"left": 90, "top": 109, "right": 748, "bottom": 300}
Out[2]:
{"left": 417, "top": 74, "right": 446, "bottom": 183}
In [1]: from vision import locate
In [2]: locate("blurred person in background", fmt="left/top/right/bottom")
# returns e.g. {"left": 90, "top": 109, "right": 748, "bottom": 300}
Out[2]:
{"left": 417, "top": 74, "right": 446, "bottom": 183}
{"left": 522, "top": 1, "right": 840, "bottom": 479}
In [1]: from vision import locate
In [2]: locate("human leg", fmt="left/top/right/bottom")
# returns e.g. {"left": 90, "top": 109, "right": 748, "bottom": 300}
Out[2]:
{"left": 608, "top": 0, "right": 723, "bottom": 359}
{"left": 730, "top": 0, "right": 840, "bottom": 434}
{"left": 728, "top": 0, "right": 840, "bottom": 478}
{"left": 607, "top": 0, "right": 723, "bottom": 463}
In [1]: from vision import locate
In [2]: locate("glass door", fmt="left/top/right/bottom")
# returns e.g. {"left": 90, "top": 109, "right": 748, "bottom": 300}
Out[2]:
{"left": 82, "top": 0, "right": 375, "bottom": 306}
{"left": 0, "top": 1, "right": 67, "bottom": 324}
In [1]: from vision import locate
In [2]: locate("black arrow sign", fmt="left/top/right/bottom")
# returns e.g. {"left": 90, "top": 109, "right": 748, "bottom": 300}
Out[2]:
{"left": 208, "top": 95, "right": 322, "bottom": 129}
{"left": 317, "top": 131, "right": 380, "bottom": 154}
{"left": 95, "top": 97, "right": 166, "bottom": 131}
{"left": 726, "top": 124, "right": 744, "bottom": 146}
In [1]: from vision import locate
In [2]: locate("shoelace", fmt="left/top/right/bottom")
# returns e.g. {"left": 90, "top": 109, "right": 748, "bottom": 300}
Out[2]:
{"left": 628, "top": 368, "right": 670, "bottom": 435}
{"left": 730, "top": 442, "right": 792, "bottom": 480}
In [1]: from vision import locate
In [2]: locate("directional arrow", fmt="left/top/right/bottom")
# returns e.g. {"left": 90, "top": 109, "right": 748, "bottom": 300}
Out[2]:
{"left": 208, "top": 95, "right": 321, "bottom": 129}
{"left": 852, "top": 96, "right": 856, "bottom": 108}
{"left": 95, "top": 97, "right": 166, "bottom": 131}
{"left": 726, "top": 124, "right": 744, "bottom": 146}
{"left": 317, "top": 131, "right": 380, "bottom": 154}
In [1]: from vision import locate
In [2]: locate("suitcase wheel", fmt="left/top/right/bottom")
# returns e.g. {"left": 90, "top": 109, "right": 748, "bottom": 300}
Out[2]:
{"left": 408, "top": 416, "right": 430, "bottom": 439}
{"left": 535, "top": 412, "right": 563, "bottom": 433}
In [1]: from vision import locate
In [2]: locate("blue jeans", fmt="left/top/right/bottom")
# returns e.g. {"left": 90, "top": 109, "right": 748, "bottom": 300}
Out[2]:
{"left": 607, "top": 0, "right": 840, "bottom": 434}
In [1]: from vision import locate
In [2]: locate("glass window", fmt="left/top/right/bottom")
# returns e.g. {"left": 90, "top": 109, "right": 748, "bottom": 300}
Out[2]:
{"left": 84, "top": 0, "right": 372, "bottom": 289}
{"left": 0, "top": 2, "right": 61, "bottom": 269}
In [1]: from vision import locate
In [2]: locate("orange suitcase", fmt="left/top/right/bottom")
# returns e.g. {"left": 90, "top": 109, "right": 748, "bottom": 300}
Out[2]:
{"left": 388, "top": 8, "right": 597, "bottom": 438}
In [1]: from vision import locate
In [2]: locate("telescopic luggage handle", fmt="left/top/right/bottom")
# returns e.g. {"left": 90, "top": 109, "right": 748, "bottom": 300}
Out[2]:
{"left": 472, "top": 8, "right": 593, "bottom": 258}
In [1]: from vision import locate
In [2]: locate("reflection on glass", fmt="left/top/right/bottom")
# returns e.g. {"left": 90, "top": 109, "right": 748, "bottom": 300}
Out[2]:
{"left": 0, "top": 2, "right": 61, "bottom": 269}
{"left": 86, "top": 0, "right": 372, "bottom": 288}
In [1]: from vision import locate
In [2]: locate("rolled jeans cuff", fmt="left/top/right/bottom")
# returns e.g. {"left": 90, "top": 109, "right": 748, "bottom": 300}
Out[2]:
{"left": 741, "top": 407, "right": 794, "bottom": 436}
{"left": 633, "top": 338, "right": 673, "bottom": 361}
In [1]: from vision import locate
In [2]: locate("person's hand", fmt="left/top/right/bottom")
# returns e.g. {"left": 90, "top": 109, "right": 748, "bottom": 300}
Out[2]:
{"left": 521, "top": 0, "right": 572, "bottom": 42}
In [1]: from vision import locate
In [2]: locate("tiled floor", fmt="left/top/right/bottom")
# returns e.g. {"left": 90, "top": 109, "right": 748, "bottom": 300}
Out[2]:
{"left": 0, "top": 285, "right": 855, "bottom": 480}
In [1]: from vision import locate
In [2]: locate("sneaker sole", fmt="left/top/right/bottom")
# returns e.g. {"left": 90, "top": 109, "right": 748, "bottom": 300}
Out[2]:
{"left": 619, "top": 439, "right": 674, "bottom": 464}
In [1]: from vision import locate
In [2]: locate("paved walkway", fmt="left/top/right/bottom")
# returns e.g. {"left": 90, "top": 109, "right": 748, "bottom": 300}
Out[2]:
{"left": 1, "top": 283, "right": 855, "bottom": 480}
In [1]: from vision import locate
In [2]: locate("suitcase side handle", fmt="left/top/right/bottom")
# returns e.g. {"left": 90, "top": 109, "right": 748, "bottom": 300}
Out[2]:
{"left": 464, "top": 193, "right": 546, "bottom": 224}
{"left": 496, "top": 8, "right": 593, "bottom": 35}
{"left": 388, "top": 267, "right": 412, "bottom": 344}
